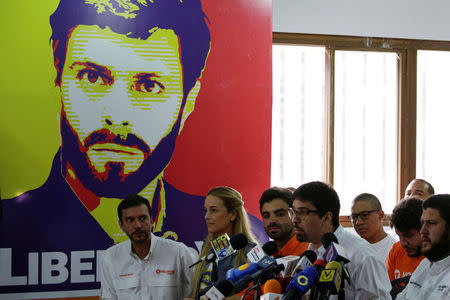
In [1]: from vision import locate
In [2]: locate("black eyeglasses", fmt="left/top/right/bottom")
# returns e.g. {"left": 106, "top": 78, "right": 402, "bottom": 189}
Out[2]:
{"left": 292, "top": 207, "right": 320, "bottom": 219}
{"left": 350, "top": 210, "right": 379, "bottom": 223}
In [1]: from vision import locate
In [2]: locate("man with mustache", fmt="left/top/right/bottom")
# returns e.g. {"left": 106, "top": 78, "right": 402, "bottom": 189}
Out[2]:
{"left": 396, "top": 194, "right": 450, "bottom": 299}
{"left": 100, "top": 195, "right": 195, "bottom": 299}
{"left": 351, "top": 193, "right": 396, "bottom": 262}
{"left": 292, "top": 181, "right": 391, "bottom": 299}
{"left": 259, "top": 187, "right": 308, "bottom": 256}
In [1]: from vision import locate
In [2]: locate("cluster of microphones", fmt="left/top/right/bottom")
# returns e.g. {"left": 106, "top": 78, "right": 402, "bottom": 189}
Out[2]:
{"left": 189, "top": 232, "right": 352, "bottom": 300}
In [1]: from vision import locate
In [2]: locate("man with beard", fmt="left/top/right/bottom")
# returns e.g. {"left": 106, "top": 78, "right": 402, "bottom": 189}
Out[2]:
{"left": 292, "top": 181, "right": 391, "bottom": 299}
{"left": 0, "top": 0, "right": 264, "bottom": 297}
{"left": 396, "top": 194, "right": 450, "bottom": 299}
{"left": 100, "top": 195, "right": 195, "bottom": 299}
{"left": 259, "top": 187, "right": 308, "bottom": 256}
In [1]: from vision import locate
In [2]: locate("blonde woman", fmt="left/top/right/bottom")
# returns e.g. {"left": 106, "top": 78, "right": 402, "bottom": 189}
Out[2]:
{"left": 185, "top": 186, "right": 257, "bottom": 299}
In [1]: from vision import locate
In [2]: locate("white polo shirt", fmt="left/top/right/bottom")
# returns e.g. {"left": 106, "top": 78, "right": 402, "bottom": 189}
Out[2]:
{"left": 310, "top": 225, "right": 391, "bottom": 300}
{"left": 100, "top": 233, "right": 196, "bottom": 300}
{"left": 396, "top": 255, "right": 450, "bottom": 300}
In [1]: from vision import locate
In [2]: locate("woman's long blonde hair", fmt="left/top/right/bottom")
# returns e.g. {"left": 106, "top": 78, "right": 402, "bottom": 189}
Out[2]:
{"left": 192, "top": 186, "right": 257, "bottom": 296}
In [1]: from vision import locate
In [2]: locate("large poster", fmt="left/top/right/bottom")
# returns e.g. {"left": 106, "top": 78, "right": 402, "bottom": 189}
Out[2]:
{"left": 0, "top": 0, "right": 272, "bottom": 298}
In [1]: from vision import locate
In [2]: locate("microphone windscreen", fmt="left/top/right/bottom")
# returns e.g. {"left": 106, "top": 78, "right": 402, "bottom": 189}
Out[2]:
{"left": 262, "top": 241, "right": 278, "bottom": 256}
{"left": 321, "top": 232, "right": 338, "bottom": 248}
{"left": 263, "top": 279, "right": 281, "bottom": 294}
{"left": 230, "top": 233, "right": 248, "bottom": 250}
{"left": 302, "top": 250, "right": 317, "bottom": 263}
{"left": 215, "top": 280, "right": 234, "bottom": 297}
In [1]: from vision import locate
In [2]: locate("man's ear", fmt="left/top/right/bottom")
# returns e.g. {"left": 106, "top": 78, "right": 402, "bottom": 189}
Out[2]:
{"left": 180, "top": 80, "right": 201, "bottom": 132}
{"left": 378, "top": 210, "right": 385, "bottom": 220}
{"left": 322, "top": 211, "right": 333, "bottom": 225}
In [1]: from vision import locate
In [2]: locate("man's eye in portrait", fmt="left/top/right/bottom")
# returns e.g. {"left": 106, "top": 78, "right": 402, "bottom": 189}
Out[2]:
{"left": 71, "top": 62, "right": 114, "bottom": 87}
{"left": 134, "top": 73, "right": 165, "bottom": 94}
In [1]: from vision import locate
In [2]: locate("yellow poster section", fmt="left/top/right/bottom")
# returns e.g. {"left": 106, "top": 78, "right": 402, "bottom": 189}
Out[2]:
{"left": 0, "top": 1, "right": 61, "bottom": 199}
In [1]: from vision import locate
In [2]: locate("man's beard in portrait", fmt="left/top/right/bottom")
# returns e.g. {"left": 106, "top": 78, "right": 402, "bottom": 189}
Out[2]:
{"left": 422, "top": 227, "right": 450, "bottom": 262}
{"left": 60, "top": 112, "right": 181, "bottom": 198}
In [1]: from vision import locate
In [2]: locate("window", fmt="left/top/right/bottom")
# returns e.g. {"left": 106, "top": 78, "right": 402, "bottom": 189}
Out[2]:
{"left": 417, "top": 50, "right": 450, "bottom": 193}
{"left": 272, "top": 45, "right": 325, "bottom": 188}
{"left": 273, "top": 33, "right": 450, "bottom": 216}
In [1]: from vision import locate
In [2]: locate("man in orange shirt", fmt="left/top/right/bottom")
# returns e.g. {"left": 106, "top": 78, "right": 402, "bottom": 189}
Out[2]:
{"left": 387, "top": 198, "right": 425, "bottom": 297}
{"left": 259, "top": 187, "right": 309, "bottom": 257}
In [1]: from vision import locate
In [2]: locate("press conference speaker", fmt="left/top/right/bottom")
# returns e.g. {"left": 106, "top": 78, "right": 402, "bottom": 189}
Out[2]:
{"left": 185, "top": 187, "right": 257, "bottom": 300}
{"left": 292, "top": 181, "right": 391, "bottom": 299}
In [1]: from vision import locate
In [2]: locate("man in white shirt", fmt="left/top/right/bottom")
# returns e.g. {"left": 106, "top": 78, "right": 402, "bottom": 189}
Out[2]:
{"left": 397, "top": 194, "right": 450, "bottom": 299}
{"left": 100, "top": 195, "right": 196, "bottom": 300}
{"left": 351, "top": 193, "right": 396, "bottom": 262}
{"left": 292, "top": 181, "right": 391, "bottom": 300}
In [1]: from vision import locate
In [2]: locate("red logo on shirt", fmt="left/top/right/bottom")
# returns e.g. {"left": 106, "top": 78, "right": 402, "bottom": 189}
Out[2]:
{"left": 119, "top": 273, "right": 134, "bottom": 277}
{"left": 156, "top": 269, "right": 175, "bottom": 275}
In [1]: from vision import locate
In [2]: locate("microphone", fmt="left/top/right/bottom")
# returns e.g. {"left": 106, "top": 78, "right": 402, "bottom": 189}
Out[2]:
{"left": 283, "top": 265, "right": 320, "bottom": 300}
{"left": 204, "top": 280, "right": 234, "bottom": 300}
{"left": 226, "top": 262, "right": 260, "bottom": 283}
{"left": 190, "top": 233, "right": 248, "bottom": 268}
{"left": 260, "top": 279, "right": 282, "bottom": 300}
{"left": 247, "top": 241, "right": 278, "bottom": 263}
{"left": 233, "top": 262, "right": 285, "bottom": 292}
{"left": 317, "top": 261, "right": 343, "bottom": 300}
{"left": 321, "top": 233, "right": 351, "bottom": 287}
{"left": 292, "top": 250, "right": 317, "bottom": 275}
{"left": 227, "top": 240, "right": 280, "bottom": 283}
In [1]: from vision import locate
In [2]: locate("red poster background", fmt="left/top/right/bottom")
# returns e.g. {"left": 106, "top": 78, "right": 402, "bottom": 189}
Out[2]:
{"left": 166, "top": 0, "right": 273, "bottom": 218}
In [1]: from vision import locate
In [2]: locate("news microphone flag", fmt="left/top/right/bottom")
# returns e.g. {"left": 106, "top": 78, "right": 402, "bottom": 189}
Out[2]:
{"left": 317, "top": 260, "right": 343, "bottom": 299}
{"left": 283, "top": 265, "right": 319, "bottom": 300}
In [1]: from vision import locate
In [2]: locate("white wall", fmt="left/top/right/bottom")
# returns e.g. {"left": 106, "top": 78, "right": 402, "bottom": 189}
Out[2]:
{"left": 274, "top": 0, "right": 450, "bottom": 41}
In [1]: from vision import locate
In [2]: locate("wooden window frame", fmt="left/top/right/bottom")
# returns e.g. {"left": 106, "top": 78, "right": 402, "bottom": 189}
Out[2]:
{"left": 273, "top": 32, "right": 450, "bottom": 226}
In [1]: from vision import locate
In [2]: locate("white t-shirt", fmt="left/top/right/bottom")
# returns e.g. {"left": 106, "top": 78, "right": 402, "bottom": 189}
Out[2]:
{"left": 396, "top": 255, "right": 450, "bottom": 300}
{"left": 371, "top": 234, "right": 396, "bottom": 263}
{"left": 100, "top": 234, "right": 196, "bottom": 300}
{"left": 310, "top": 225, "right": 391, "bottom": 300}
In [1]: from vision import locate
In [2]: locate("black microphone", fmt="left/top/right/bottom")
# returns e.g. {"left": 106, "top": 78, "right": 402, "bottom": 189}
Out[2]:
{"left": 204, "top": 280, "right": 234, "bottom": 300}
{"left": 321, "top": 233, "right": 352, "bottom": 288}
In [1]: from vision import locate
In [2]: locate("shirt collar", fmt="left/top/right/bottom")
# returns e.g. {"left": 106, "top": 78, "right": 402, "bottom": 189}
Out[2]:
{"left": 128, "top": 233, "right": 156, "bottom": 261}
{"left": 429, "top": 254, "right": 450, "bottom": 272}
{"left": 307, "top": 225, "right": 344, "bottom": 257}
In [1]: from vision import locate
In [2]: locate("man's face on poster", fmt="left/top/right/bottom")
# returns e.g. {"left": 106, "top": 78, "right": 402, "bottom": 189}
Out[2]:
{"left": 59, "top": 25, "right": 198, "bottom": 197}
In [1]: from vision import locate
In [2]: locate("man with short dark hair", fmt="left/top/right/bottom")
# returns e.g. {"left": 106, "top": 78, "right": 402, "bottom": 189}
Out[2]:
{"left": 351, "top": 193, "right": 396, "bottom": 262}
{"left": 405, "top": 178, "right": 434, "bottom": 200}
{"left": 101, "top": 195, "right": 195, "bottom": 299}
{"left": 397, "top": 194, "right": 450, "bottom": 299}
{"left": 292, "top": 181, "right": 391, "bottom": 299}
{"left": 259, "top": 187, "right": 308, "bottom": 257}
{"left": 387, "top": 198, "right": 425, "bottom": 282}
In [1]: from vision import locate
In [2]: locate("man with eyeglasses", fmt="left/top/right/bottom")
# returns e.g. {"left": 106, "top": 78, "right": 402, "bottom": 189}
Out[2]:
{"left": 292, "top": 181, "right": 391, "bottom": 299}
{"left": 351, "top": 193, "right": 396, "bottom": 262}
{"left": 259, "top": 187, "right": 309, "bottom": 257}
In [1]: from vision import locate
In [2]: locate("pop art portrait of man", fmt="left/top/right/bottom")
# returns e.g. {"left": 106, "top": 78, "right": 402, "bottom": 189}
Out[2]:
{"left": 0, "top": 0, "right": 272, "bottom": 297}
